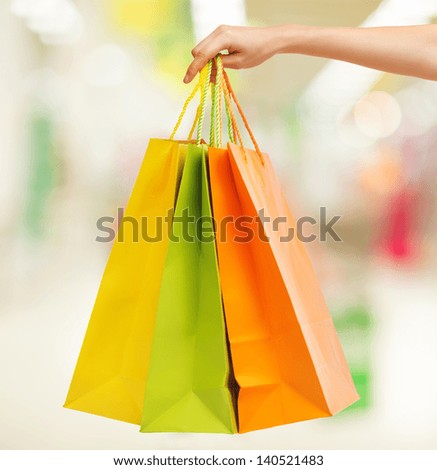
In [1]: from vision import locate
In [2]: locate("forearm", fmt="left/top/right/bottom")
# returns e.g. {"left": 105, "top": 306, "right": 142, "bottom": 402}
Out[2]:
{"left": 185, "top": 23, "right": 437, "bottom": 83}
{"left": 275, "top": 24, "right": 437, "bottom": 80}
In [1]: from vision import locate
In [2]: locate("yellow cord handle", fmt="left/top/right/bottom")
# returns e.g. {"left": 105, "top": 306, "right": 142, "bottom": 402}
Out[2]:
{"left": 188, "top": 104, "right": 201, "bottom": 141}
{"left": 169, "top": 81, "right": 200, "bottom": 141}
{"left": 196, "top": 61, "right": 212, "bottom": 145}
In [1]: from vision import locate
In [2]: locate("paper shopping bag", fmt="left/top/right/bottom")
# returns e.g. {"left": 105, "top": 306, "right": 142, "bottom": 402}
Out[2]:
{"left": 208, "top": 143, "right": 359, "bottom": 433}
{"left": 140, "top": 144, "right": 237, "bottom": 434}
{"left": 64, "top": 139, "right": 185, "bottom": 424}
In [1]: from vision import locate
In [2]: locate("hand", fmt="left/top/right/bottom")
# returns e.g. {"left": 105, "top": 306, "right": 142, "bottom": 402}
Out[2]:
{"left": 183, "top": 25, "right": 281, "bottom": 83}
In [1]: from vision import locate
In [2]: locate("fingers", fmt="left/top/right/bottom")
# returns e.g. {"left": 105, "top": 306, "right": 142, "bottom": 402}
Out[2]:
{"left": 183, "top": 51, "right": 242, "bottom": 85}
{"left": 221, "top": 53, "right": 243, "bottom": 69}
{"left": 183, "top": 53, "right": 210, "bottom": 84}
{"left": 183, "top": 25, "right": 231, "bottom": 83}
{"left": 191, "top": 26, "right": 222, "bottom": 57}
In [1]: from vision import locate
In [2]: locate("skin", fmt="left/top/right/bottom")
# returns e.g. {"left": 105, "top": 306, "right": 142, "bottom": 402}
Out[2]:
{"left": 184, "top": 24, "right": 437, "bottom": 83}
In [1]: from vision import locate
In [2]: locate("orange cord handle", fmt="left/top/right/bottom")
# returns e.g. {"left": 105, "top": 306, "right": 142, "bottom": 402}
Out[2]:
{"left": 222, "top": 69, "right": 264, "bottom": 165}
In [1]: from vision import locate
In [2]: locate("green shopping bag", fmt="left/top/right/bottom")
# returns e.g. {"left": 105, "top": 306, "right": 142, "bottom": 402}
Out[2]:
{"left": 140, "top": 144, "right": 237, "bottom": 434}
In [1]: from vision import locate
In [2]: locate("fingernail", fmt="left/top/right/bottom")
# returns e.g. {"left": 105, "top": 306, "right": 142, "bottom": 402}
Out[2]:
{"left": 183, "top": 74, "right": 189, "bottom": 83}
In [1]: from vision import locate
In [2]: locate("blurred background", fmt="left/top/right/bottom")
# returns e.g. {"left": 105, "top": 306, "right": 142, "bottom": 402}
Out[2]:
{"left": 1, "top": 0, "right": 437, "bottom": 450}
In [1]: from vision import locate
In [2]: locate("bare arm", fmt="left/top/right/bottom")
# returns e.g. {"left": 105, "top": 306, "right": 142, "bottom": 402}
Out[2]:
{"left": 184, "top": 24, "right": 437, "bottom": 83}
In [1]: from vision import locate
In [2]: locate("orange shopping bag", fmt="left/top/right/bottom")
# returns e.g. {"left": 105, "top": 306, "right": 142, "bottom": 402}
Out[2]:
{"left": 208, "top": 65, "right": 359, "bottom": 433}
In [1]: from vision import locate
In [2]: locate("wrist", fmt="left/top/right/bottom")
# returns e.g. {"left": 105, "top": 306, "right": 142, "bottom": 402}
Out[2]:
{"left": 271, "top": 24, "right": 316, "bottom": 55}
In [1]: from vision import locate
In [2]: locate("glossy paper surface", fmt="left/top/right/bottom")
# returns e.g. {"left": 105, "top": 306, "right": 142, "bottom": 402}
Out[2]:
{"left": 208, "top": 145, "right": 359, "bottom": 433}
{"left": 64, "top": 139, "right": 183, "bottom": 424}
{"left": 140, "top": 145, "right": 236, "bottom": 434}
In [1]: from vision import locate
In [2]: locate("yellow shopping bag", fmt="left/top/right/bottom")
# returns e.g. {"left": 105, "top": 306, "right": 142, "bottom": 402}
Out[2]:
{"left": 64, "top": 139, "right": 185, "bottom": 424}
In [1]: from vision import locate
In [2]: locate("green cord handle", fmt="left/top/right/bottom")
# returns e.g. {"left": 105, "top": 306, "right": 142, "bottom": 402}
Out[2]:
{"left": 209, "top": 54, "right": 235, "bottom": 147}
{"left": 209, "top": 82, "right": 217, "bottom": 146}
{"left": 214, "top": 54, "right": 224, "bottom": 147}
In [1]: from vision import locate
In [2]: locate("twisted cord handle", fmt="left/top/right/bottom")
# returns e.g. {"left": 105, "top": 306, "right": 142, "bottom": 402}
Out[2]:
{"left": 170, "top": 54, "right": 264, "bottom": 165}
